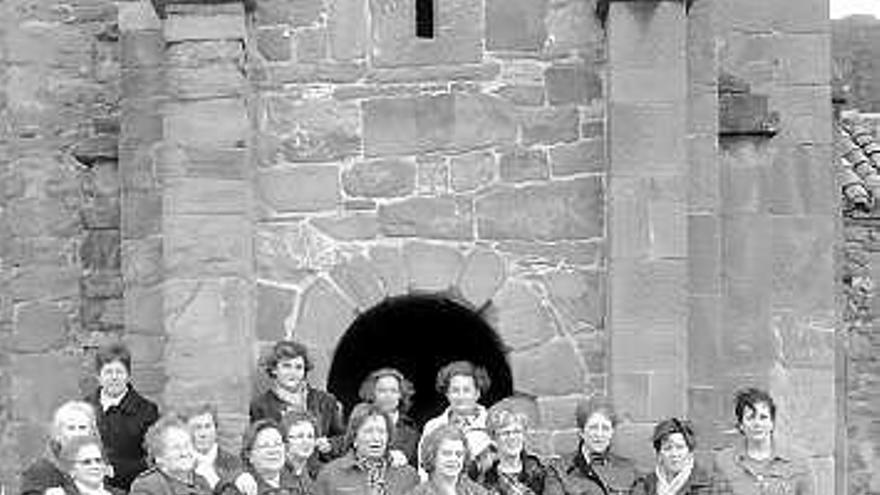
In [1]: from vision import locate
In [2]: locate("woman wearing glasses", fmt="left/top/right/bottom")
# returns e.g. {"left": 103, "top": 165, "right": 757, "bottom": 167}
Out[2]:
{"left": 54, "top": 435, "right": 122, "bottom": 495}
{"left": 476, "top": 406, "right": 552, "bottom": 495}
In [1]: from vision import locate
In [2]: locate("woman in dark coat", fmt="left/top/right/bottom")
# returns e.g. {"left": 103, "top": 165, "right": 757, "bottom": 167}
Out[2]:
{"left": 20, "top": 401, "right": 99, "bottom": 495}
{"left": 84, "top": 343, "right": 159, "bottom": 491}
{"left": 179, "top": 403, "right": 242, "bottom": 489}
{"left": 631, "top": 419, "right": 715, "bottom": 495}
{"left": 409, "top": 425, "right": 491, "bottom": 495}
{"left": 358, "top": 368, "right": 421, "bottom": 467}
{"left": 546, "top": 397, "right": 639, "bottom": 495}
{"left": 477, "top": 405, "right": 552, "bottom": 495}
{"left": 129, "top": 414, "right": 213, "bottom": 495}
{"left": 315, "top": 403, "right": 419, "bottom": 495}
{"left": 250, "top": 341, "right": 345, "bottom": 461}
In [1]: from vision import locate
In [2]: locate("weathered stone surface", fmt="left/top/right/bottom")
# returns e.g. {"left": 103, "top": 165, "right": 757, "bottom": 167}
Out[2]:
{"left": 611, "top": 259, "right": 687, "bottom": 329}
{"left": 403, "top": 242, "right": 464, "bottom": 292}
{"left": 8, "top": 266, "right": 80, "bottom": 301}
{"left": 363, "top": 93, "right": 516, "bottom": 157}
{"left": 494, "top": 280, "right": 557, "bottom": 350}
{"left": 497, "top": 240, "right": 602, "bottom": 267}
{"left": 0, "top": 198, "right": 80, "bottom": 238}
{"left": 365, "top": 63, "right": 501, "bottom": 83}
{"left": 256, "top": 222, "right": 334, "bottom": 282}
{"left": 258, "top": 166, "right": 340, "bottom": 213}
{"left": 10, "top": 353, "right": 81, "bottom": 420}
{"left": 165, "top": 178, "right": 249, "bottom": 215}
{"left": 294, "top": 27, "right": 327, "bottom": 63}
{"left": 379, "top": 197, "right": 473, "bottom": 240}
{"left": 164, "top": 214, "right": 251, "bottom": 277}
{"left": 126, "top": 286, "right": 165, "bottom": 335}
{"left": 536, "top": 395, "right": 588, "bottom": 430}
{"left": 549, "top": 139, "right": 605, "bottom": 176}
{"left": 165, "top": 99, "right": 248, "bottom": 148}
{"left": 311, "top": 213, "right": 379, "bottom": 240}
{"left": 476, "top": 178, "right": 604, "bottom": 241}
{"left": 544, "top": 0, "right": 602, "bottom": 55}
{"left": 81, "top": 230, "right": 121, "bottom": 271}
{"left": 520, "top": 106, "right": 579, "bottom": 146}
{"left": 543, "top": 269, "right": 603, "bottom": 332}
{"left": 770, "top": 366, "right": 835, "bottom": 456}
{"left": 293, "top": 278, "right": 357, "bottom": 384}
{"left": 486, "top": 0, "right": 548, "bottom": 52}
{"left": 164, "top": 278, "right": 252, "bottom": 349}
{"left": 493, "top": 85, "right": 545, "bottom": 106}
{"left": 82, "top": 272, "right": 124, "bottom": 299}
{"left": 256, "top": 27, "right": 291, "bottom": 61}
{"left": 164, "top": 11, "right": 246, "bottom": 42}
{"left": 770, "top": 217, "right": 835, "bottom": 313}
{"left": 10, "top": 302, "right": 68, "bottom": 352}
{"left": 342, "top": 159, "right": 415, "bottom": 198}
{"left": 329, "top": 255, "right": 385, "bottom": 309}
{"left": 457, "top": 248, "right": 505, "bottom": 309}
{"left": 511, "top": 338, "right": 585, "bottom": 395}
{"left": 720, "top": 279, "right": 776, "bottom": 371}
{"left": 774, "top": 314, "right": 834, "bottom": 369}
{"left": 266, "top": 98, "right": 360, "bottom": 162}
{"left": 370, "top": 0, "right": 482, "bottom": 67}
{"left": 257, "top": 284, "right": 296, "bottom": 341}
{"left": 499, "top": 147, "right": 549, "bottom": 183}
{"left": 451, "top": 151, "right": 496, "bottom": 192}
{"left": 368, "top": 246, "right": 408, "bottom": 296}
{"left": 610, "top": 103, "right": 686, "bottom": 173}
{"left": 546, "top": 64, "right": 603, "bottom": 106}
{"left": 0, "top": 237, "right": 77, "bottom": 268}
{"left": 255, "top": 0, "right": 323, "bottom": 27}
{"left": 328, "top": 0, "right": 365, "bottom": 61}
{"left": 416, "top": 157, "right": 449, "bottom": 195}
{"left": 122, "top": 237, "right": 162, "bottom": 288}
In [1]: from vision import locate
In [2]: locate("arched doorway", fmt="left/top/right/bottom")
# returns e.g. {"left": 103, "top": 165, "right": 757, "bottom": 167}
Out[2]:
{"left": 327, "top": 294, "right": 513, "bottom": 426}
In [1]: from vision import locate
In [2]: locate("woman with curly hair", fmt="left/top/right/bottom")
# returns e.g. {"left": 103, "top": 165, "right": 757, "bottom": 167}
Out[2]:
{"left": 359, "top": 368, "right": 420, "bottom": 467}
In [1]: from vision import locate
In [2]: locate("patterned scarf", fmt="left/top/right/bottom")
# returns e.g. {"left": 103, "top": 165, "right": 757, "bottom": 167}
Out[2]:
{"left": 655, "top": 456, "right": 694, "bottom": 495}
{"left": 356, "top": 455, "right": 388, "bottom": 495}
{"left": 274, "top": 382, "right": 308, "bottom": 415}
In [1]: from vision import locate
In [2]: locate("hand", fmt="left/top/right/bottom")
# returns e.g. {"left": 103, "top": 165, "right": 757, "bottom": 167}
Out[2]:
{"left": 45, "top": 487, "right": 66, "bottom": 495}
{"left": 315, "top": 436, "right": 332, "bottom": 454}
{"left": 235, "top": 472, "right": 258, "bottom": 495}
{"left": 389, "top": 449, "right": 408, "bottom": 467}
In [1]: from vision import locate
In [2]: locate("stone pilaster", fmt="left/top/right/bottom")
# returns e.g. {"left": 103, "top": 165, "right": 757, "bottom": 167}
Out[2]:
{"left": 606, "top": 0, "right": 689, "bottom": 469}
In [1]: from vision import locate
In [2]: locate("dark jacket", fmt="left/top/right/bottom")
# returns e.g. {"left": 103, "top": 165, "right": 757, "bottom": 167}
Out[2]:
{"left": 630, "top": 464, "right": 715, "bottom": 495}
{"left": 711, "top": 445, "right": 812, "bottom": 495}
{"left": 20, "top": 455, "right": 70, "bottom": 495}
{"left": 408, "top": 477, "right": 492, "bottom": 495}
{"left": 547, "top": 451, "right": 640, "bottom": 495}
{"left": 391, "top": 415, "right": 420, "bottom": 467}
{"left": 217, "top": 464, "right": 315, "bottom": 495}
{"left": 478, "top": 452, "right": 552, "bottom": 495}
{"left": 129, "top": 467, "right": 214, "bottom": 495}
{"left": 60, "top": 480, "right": 127, "bottom": 495}
{"left": 314, "top": 452, "right": 419, "bottom": 495}
{"left": 249, "top": 387, "right": 345, "bottom": 459}
{"left": 85, "top": 386, "right": 160, "bottom": 491}
{"left": 214, "top": 448, "right": 245, "bottom": 484}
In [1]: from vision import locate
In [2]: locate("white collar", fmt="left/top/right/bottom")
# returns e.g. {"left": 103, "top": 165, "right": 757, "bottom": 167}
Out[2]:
{"left": 194, "top": 444, "right": 218, "bottom": 465}
{"left": 73, "top": 481, "right": 111, "bottom": 495}
{"left": 99, "top": 388, "right": 127, "bottom": 411}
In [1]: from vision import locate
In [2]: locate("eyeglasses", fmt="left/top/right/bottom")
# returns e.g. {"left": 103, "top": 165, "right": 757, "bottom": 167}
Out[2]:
{"left": 75, "top": 457, "right": 105, "bottom": 466}
{"left": 255, "top": 442, "right": 285, "bottom": 451}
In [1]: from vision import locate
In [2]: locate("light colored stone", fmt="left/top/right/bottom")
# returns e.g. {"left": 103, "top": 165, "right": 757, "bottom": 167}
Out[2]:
{"left": 511, "top": 338, "right": 586, "bottom": 396}
{"left": 451, "top": 151, "right": 496, "bottom": 192}
{"left": 164, "top": 178, "right": 249, "bottom": 215}
{"left": 330, "top": 255, "right": 386, "bottom": 309}
{"left": 258, "top": 166, "right": 340, "bottom": 213}
{"left": 164, "top": 11, "right": 246, "bottom": 42}
{"left": 293, "top": 278, "right": 357, "bottom": 385}
{"left": 543, "top": 269, "right": 603, "bottom": 332}
{"left": 499, "top": 147, "right": 549, "bottom": 183}
{"left": 311, "top": 213, "right": 379, "bottom": 241}
{"left": 10, "top": 353, "right": 81, "bottom": 420}
{"left": 10, "top": 302, "right": 69, "bottom": 352}
{"left": 403, "top": 242, "right": 464, "bottom": 292}
{"left": 486, "top": 0, "right": 548, "bottom": 52}
{"left": 328, "top": 0, "right": 366, "bottom": 60}
{"left": 379, "top": 196, "right": 473, "bottom": 240}
{"left": 549, "top": 139, "right": 605, "bottom": 176}
{"left": 520, "top": 106, "right": 579, "bottom": 146}
{"left": 342, "top": 159, "right": 416, "bottom": 198}
{"left": 457, "top": 248, "right": 505, "bottom": 308}
{"left": 266, "top": 98, "right": 360, "bottom": 162}
{"left": 494, "top": 280, "right": 557, "bottom": 350}
{"left": 256, "top": 284, "right": 297, "bottom": 341}
{"left": 368, "top": 245, "right": 408, "bottom": 296}
{"left": 164, "top": 214, "right": 251, "bottom": 277}
{"left": 164, "top": 99, "right": 249, "bottom": 148}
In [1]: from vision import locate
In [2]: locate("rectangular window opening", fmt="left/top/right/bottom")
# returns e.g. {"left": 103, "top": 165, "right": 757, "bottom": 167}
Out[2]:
{"left": 416, "top": 0, "right": 434, "bottom": 39}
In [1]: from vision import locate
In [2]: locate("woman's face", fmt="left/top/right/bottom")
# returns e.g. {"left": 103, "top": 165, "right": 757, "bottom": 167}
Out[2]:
{"left": 354, "top": 414, "right": 388, "bottom": 459}
{"left": 446, "top": 375, "right": 479, "bottom": 413}
{"left": 374, "top": 375, "right": 402, "bottom": 414}
{"left": 581, "top": 412, "right": 614, "bottom": 454}
{"left": 495, "top": 422, "right": 525, "bottom": 458}
{"left": 98, "top": 360, "right": 129, "bottom": 398}
{"left": 286, "top": 421, "right": 317, "bottom": 462}
{"left": 58, "top": 410, "right": 93, "bottom": 444}
{"left": 740, "top": 402, "right": 774, "bottom": 443}
{"left": 434, "top": 438, "right": 467, "bottom": 480}
{"left": 186, "top": 413, "right": 217, "bottom": 455}
{"left": 156, "top": 427, "right": 196, "bottom": 474}
{"left": 69, "top": 443, "right": 107, "bottom": 489}
{"left": 250, "top": 428, "right": 286, "bottom": 473}
{"left": 658, "top": 433, "right": 692, "bottom": 475}
{"left": 274, "top": 356, "right": 307, "bottom": 391}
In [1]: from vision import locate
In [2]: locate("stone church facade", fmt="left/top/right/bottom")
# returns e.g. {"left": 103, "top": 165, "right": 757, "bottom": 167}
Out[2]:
{"left": 0, "top": 0, "right": 852, "bottom": 492}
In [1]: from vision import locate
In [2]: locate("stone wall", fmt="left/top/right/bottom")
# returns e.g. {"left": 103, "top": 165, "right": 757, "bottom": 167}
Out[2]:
{"left": 249, "top": 0, "right": 608, "bottom": 455}
{"left": 0, "top": 0, "right": 121, "bottom": 487}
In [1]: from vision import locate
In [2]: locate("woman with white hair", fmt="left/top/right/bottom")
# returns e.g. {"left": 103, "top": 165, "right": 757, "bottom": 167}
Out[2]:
{"left": 20, "top": 401, "right": 99, "bottom": 495}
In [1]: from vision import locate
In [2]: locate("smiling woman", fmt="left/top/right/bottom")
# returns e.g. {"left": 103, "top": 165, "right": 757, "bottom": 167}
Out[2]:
{"left": 57, "top": 435, "right": 123, "bottom": 495}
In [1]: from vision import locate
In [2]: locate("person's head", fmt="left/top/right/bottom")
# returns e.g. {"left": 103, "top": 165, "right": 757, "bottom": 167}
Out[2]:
{"left": 51, "top": 401, "right": 98, "bottom": 446}
{"left": 358, "top": 368, "right": 415, "bottom": 415}
{"left": 435, "top": 361, "right": 491, "bottom": 414}
{"left": 734, "top": 388, "right": 776, "bottom": 443}
{"left": 263, "top": 341, "right": 312, "bottom": 391}
{"left": 178, "top": 403, "right": 219, "bottom": 455}
{"left": 651, "top": 418, "right": 696, "bottom": 476}
{"left": 282, "top": 411, "right": 318, "bottom": 463}
{"left": 144, "top": 414, "right": 196, "bottom": 475}
{"left": 95, "top": 343, "right": 132, "bottom": 398}
{"left": 575, "top": 396, "right": 618, "bottom": 454}
{"left": 345, "top": 402, "right": 393, "bottom": 459}
{"left": 58, "top": 435, "right": 109, "bottom": 489}
{"left": 419, "top": 424, "right": 470, "bottom": 481}
{"left": 486, "top": 407, "right": 528, "bottom": 459}
{"left": 242, "top": 420, "right": 286, "bottom": 475}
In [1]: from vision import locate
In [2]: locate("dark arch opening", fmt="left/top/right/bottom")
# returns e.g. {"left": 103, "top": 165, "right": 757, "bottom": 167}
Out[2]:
{"left": 327, "top": 294, "right": 513, "bottom": 427}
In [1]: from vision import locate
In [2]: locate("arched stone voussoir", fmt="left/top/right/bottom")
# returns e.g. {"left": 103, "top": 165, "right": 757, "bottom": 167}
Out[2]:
{"left": 292, "top": 277, "right": 357, "bottom": 385}
{"left": 493, "top": 279, "right": 558, "bottom": 351}
{"left": 403, "top": 241, "right": 465, "bottom": 292}
{"left": 329, "top": 253, "right": 386, "bottom": 310}
{"left": 510, "top": 337, "right": 587, "bottom": 397}
{"left": 368, "top": 244, "right": 408, "bottom": 297}
{"left": 456, "top": 247, "right": 506, "bottom": 309}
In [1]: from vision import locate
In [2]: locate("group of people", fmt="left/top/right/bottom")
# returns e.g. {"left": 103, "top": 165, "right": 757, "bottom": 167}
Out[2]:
{"left": 20, "top": 340, "right": 814, "bottom": 495}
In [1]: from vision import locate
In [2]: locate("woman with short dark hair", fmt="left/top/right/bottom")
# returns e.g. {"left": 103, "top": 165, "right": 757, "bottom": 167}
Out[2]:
{"left": 84, "top": 342, "right": 159, "bottom": 491}
{"left": 315, "top": 403, "right": 419, "bottom": 495}
{"left": 359, "top": 368, "right": 420, "bottom": 466}
{"left": 250, "top": 341, "right": 345, "bottom": 461}
{"left": 712, "top": 388, "right": 813, "bottom": 495}
{"left": 631, "top": 418, "right": 715, "bottom": 495}
{"left": 409, "top": 424, "right": 491, "bottom": 495}
{"left": 129, "top": 414, "right": 212, "bottom": 495}
{"left": 178, "top": 403, "right": 242, "bottom": 489}
{"left": 546, "top": 397, "right": 638, "bottom": 495}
